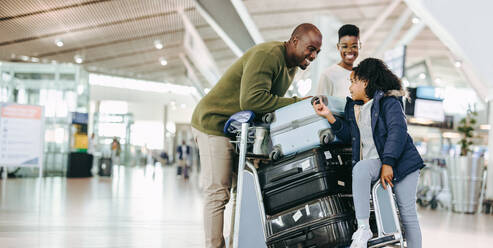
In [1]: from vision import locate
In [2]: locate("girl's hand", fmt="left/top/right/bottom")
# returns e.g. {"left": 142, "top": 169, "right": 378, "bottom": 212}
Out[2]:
{"left": 312, "top": 96, "right": 336, "bottom": 124}
{"left": 380, "top": 164, "right": 394, "bottom": 189}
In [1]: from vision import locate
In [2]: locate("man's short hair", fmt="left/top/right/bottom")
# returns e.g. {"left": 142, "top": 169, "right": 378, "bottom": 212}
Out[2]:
{"left": 291, "top": 23, "right": 321, "bottom": 39}
{"left": 338, "top": 24, "right": 359, "bottom": 40}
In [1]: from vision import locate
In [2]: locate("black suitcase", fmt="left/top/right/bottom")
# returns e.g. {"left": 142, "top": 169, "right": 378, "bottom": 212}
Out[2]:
{"left": 259, "top": 149, "right": 329, "bottom": 191}
{"left": 98, "top": 158, "right": 112, "bottom": 177}
{"left": 325, "top": 145, "right": 353, "bottom": 194}
{"left": 259, "top": 149, "right": 349, "bottom": 214}
{"left": 263, "top": 171, "right": 340, "bottom": 215}
{"left": 266, "top": 195, "right": 356, "bottom": 248}
{"left": 67, "top": 152, "right": 93, "bottom": 178}
{"left": 177, "top": 166, "right": 182, "bottom": 175}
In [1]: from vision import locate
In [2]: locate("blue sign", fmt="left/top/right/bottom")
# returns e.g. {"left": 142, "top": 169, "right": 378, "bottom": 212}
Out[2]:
{"left": 72, "top": 112, "right": 88, "bottom": 124}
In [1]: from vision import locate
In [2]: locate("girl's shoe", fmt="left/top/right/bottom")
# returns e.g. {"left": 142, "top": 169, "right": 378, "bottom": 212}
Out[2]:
{"left": 350, "top": 226, "right": 373, "bottom": 248}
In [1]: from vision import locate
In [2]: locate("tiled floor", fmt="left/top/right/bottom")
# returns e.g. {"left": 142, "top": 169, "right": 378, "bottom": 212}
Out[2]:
{"left": 0, "top": 164, "right": 492, "bottom": 247}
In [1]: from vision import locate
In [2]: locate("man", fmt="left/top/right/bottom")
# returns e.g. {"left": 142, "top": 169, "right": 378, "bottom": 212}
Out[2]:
{"left": 191, "top": 23, "right": 322, "bottom": 248}
{"left": 317, "top": 24, "right": 360, "bottom": 97}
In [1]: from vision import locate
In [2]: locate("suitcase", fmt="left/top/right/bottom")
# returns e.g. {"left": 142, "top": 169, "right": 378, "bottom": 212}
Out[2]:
{"left": 98, "top": 158, "right": 112, "bottom": 177}
{"left": 325, "top": 145, "right": 353, "bottom": 194}
{"left": 266, "top": 195, "right": 356, "bottom": 248}
{"left": 259, "top": 149, "right": 328, "bottom": 191}
{"left": 263, "top": 170, "right": 343, "bottom": 215}
{"left": 67, "top": 152, "right": 93, "bottom": 177}
{"left": 177, "top": 166, "right": 182, "bottom": 175}
{"left": 260, "top": 148, "right": 351, "bottom": 214}
{"left": 266, "top": 96, "right": 346, "bottom": 161}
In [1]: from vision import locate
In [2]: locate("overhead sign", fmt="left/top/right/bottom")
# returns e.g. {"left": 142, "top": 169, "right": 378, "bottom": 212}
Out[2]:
{"left": 0, "top": 103, "right": 44, "bottom": 173}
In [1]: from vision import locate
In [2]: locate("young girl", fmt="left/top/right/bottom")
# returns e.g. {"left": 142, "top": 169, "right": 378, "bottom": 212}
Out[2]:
{"left": 313, "top": 58, "right": 424, "bottom": 248}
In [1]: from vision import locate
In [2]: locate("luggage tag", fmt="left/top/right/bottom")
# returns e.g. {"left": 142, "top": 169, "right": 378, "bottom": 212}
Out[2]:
{"left": 292, "top": 210, "right": 303, "bottom": 222}
{"left": 324, "top": 151, "right": 332, "bottom": 160}
{"left": 300, "top": 159, "right": 311, "bottom": 171}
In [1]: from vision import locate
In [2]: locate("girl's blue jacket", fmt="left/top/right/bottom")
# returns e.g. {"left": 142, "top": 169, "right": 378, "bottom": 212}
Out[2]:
{"left": 331, "top": 89, "right": 425, "bottom": 182}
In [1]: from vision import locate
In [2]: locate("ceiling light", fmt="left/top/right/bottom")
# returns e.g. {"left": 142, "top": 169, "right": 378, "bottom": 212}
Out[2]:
{"left": 204, "top": 88, "right": 211, "bottom": 94}
{"left": 434, "top": 78, "right": 441, "bottom": 84}
{"left": 159, "top": 57, "right": 168, "bottom": 66}
{"left": 419, "top": 73, "right": 426, "bottom": 79}
{"left": 180, "top": 103, "right": 186, "bottom": 108}
{"left": 20, "top": 55, "right": 30, "bottom": 61}
{"left": 154, "top": 40, "right": 164, "bottom": 50}
{"left": 31, "top": 57, "right": 40, "bottom": 63}
{"left": 55, "top": 39, "right": 64, "bottom": 47}
{"left": 454, "top": 60, "right": 462, "bottom": 68}
{"left": 74, "top": 54, "right": 84, "bottom": 64}
{"left": 412, "top": 17, "right": 421, "bottom": 24}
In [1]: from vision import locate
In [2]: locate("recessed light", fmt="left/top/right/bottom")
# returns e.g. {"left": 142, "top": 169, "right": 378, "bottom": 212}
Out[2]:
{"left": 419, "top": 73, "right": 426, "bottom": 79}
{"left": 55, "top": 39, "right": 64, "bottom": 47}
{"left": 412, "top": 17, "right": 421, "bottom": 24}
{"left": 154, "top": 40, "right": 164, "bottom": 50}
{"left": 74, "top": 54, "right": 84, "bottom": 64}
{"left": 454, "top": 60, "right": 462, "bottom": 68}
{"left": 159, "top": 57, "right": 168, "bottom": 66}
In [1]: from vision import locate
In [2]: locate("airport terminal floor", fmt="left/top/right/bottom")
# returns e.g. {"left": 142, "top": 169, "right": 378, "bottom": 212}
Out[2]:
{"left": 0, "top": 164, "right": 492, "bottom": 248}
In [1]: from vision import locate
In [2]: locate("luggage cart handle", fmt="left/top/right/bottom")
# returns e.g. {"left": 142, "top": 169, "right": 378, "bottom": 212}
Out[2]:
{"left": 270, "top": 167, "right": 302, "bottom": 182}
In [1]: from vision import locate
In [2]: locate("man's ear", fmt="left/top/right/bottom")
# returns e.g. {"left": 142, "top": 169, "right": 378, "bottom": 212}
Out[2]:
{"left": 292, "top": 37, "right": 299, "bottom": 48}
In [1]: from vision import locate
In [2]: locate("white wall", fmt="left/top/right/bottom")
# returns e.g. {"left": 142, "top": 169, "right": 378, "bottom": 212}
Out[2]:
{"left": 90, "top": 85, "right": 195, "bottom": 123}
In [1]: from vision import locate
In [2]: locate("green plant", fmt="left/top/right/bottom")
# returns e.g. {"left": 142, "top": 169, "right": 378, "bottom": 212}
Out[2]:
{"left": 457, "top": 109, "right": 478, "bottom": 156}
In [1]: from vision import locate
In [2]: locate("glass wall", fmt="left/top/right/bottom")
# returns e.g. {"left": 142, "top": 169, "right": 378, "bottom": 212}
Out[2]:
{"left": 0, "top": 62, "right": 89, "bottom": 176}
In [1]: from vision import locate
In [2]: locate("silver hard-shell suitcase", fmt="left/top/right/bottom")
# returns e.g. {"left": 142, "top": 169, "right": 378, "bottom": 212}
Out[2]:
{"left": 265, "top": 96, "right": 346, "bottom": 161}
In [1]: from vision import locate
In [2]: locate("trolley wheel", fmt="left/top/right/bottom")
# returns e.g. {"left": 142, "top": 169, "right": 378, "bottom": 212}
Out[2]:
{"left": 417, "top": 199, "right": 424, "bottom": 207}
{"left": 269, "top": 148, "right": 282, "bottom": 161}
{"left": 263, "top": 113, "right": 275, "bottom": 124}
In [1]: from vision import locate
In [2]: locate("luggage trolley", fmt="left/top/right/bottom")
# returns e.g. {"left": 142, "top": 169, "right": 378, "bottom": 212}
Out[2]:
{"left": 225, "top": 112, "right": 269, "bottom": 248}
{"left": 226, "top": 109, "right": 405, "bottom": 248}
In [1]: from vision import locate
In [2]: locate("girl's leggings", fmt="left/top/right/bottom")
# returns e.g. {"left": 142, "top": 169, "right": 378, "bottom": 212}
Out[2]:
{"left": 352, "top": 159, "right": 422, "bottom": 248}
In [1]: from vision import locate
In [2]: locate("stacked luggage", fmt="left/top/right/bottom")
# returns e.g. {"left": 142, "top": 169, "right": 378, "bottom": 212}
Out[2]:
{"left": 258, "top": 96, "right": 403, "bottom": 248}
{"left": 226, "top": 96, "right": 405, "bottom": 247}
{"left": 258, "top": 96, "right": 356, "bottom": 247}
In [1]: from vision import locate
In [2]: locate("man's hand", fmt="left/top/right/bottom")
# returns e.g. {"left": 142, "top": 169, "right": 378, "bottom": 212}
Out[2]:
{"left": 380, "top": 164, "right": 394, "bottom": 190}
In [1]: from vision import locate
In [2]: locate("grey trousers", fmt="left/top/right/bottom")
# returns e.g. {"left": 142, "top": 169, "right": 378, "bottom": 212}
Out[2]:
{"left": 352, "top": 159, "right": 422, "bottom": 248}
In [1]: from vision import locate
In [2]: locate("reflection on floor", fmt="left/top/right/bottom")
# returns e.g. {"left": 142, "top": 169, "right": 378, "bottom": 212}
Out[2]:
{"left": 0, "top": 164, "right": 492, "bottom": 247}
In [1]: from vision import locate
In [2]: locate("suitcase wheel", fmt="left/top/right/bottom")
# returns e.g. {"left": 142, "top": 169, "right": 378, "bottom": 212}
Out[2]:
{"left": 320, "top": 132, "right": 334, "bottom": 145}
{"left": 262, "top": 112, "right": 275, "bottom": 124}
{"left": 269, "top": 147, "right": 282, "bottom": 161}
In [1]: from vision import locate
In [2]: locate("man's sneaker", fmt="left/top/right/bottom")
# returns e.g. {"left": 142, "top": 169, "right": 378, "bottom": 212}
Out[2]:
{"left": 350, "top": 226, "right": 373, "bottom": 248}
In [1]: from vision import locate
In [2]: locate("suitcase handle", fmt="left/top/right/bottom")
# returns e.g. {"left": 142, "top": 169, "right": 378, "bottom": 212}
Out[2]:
{"left": 271, "top": 167, "right": 302, "bottom": 182}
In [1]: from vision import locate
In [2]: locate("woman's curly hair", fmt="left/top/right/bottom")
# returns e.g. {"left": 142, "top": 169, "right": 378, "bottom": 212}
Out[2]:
{"left": 352, "top": 58, "right": 403, "bottom": 99}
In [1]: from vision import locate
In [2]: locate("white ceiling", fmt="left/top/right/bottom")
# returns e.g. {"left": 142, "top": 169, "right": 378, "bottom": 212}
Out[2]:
{"left": 0, "top": 0, "right": 467, "bottom": 89}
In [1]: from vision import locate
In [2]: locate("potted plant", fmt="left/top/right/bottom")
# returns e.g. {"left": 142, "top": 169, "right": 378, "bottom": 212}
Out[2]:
{"left": 457, "top": 109, "right": 478, "bottom": 156}
{"left": 447, "top": 108, "right": 484, "bottom": 214}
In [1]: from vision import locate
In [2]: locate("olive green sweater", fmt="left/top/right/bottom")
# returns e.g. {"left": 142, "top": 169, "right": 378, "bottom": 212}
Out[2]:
{"left": 191, "top": 41, "right": 300, "bottom": 136}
